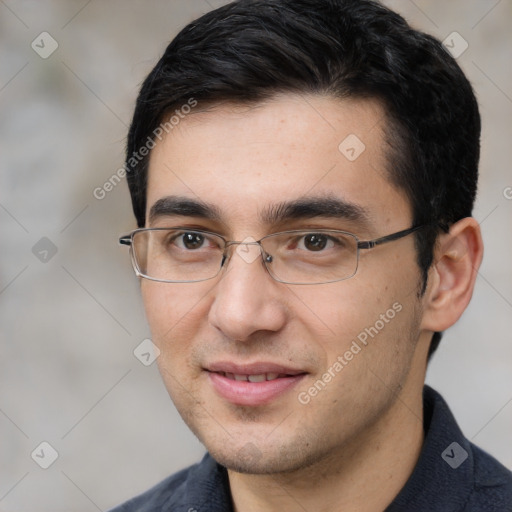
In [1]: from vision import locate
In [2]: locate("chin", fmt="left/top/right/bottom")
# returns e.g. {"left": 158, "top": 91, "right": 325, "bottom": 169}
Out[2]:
{"left": 211, "top": 449, "right": 297, "bottom": 475}
{"left": 204, "top": 432, "right": 332, "bottom": 476}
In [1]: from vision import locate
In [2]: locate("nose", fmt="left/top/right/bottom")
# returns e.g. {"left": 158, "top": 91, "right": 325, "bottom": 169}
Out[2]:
{"left": 208, "top": 242, "right": 288, "bottom": 342}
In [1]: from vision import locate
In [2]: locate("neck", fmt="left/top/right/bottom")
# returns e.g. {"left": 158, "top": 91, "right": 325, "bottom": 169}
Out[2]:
{"left": 228, "top": 373, "right": 426, "bottom": 512}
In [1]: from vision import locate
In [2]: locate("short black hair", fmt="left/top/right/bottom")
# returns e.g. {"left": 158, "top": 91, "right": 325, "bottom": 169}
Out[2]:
{"left": 125, "top": 0, "right": 481, "bottom": 359}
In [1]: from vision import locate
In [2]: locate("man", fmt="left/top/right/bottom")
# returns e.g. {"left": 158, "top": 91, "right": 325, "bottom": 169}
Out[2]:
{"left": 112, "top": 0, "right": 512, "bottom": 510}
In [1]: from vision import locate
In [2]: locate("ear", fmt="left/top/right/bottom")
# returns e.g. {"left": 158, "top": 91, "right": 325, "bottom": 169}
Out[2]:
{"left": 420, "top": 218, "right": 484, "bottom": 333}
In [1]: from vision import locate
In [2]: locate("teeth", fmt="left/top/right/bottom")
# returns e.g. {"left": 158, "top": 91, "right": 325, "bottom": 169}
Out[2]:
{"left": 221, "top": 372, "right": 288, "bottom": 382}
{"left": 248, "top": 374, "right": 266, "bottom": 383}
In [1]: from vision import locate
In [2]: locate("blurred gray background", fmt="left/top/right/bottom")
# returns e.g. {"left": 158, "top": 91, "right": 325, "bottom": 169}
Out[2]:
{"left": 0, "top": 1, "right": 511, "bottom": 510}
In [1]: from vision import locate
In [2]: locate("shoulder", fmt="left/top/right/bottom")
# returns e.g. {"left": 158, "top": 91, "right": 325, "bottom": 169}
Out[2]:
{"left": 386, "top": 386, "right": 512, "bottom": 511}
{"left": 107, "top": 453, "right": 231, "bottom": 512}
{"left": 426, "top": 386, "right": 512, "bottom": 511}
{"left": 107, "top": 466, "right": 191, "bottom": 512}
{"left": 463, "top": 443, "right": 512, "bottom": 511}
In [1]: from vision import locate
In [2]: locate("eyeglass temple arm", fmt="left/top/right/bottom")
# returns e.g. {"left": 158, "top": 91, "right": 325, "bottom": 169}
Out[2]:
{"left": 357, "top": 225, "right": 427, "bottom": 250}
{"left": 119, "top": 236, "right": 132, "bottom": 246}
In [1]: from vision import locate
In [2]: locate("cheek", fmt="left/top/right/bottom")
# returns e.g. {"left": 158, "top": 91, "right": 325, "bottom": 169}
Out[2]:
{"left": 291, "top": 263, "right": 421, "bottom": 379}
{"left": 289, "top": 277, "right": 401, "bottom": 348}
{"left": 295, "top": 282, "right": 421, "bottom": 409}
{"left": 141, "top": 282, "right": 211, "bottom": 407}
{"left": 141, "top": 281, "right": 210, "bottom": 355}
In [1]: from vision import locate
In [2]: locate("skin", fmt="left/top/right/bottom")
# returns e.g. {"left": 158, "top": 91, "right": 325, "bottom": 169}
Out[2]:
{"left": 141, "top": 94, "right": 483, "bottom": 512}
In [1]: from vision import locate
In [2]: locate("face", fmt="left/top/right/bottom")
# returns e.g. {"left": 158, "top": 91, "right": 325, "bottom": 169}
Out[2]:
{"left": 142, "top": 94, "right": 427, "bottom": 475}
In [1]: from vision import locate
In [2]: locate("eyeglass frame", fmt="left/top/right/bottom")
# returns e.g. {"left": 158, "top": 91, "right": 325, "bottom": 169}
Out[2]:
{"left": 119, "top": 224, "right": 428, "bottom": 285}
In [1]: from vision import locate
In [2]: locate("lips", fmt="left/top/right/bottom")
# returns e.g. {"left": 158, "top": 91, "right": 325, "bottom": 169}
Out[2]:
{"left": 205, "top": 362, "right": 307, "bottom": 406}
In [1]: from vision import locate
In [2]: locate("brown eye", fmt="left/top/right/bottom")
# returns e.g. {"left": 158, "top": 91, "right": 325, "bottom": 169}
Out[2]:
{"left": 176, "top": 232, "right": 206, "bottom": 250}
{"left": 301, "top": 234, "right": 330, "bottom": 251}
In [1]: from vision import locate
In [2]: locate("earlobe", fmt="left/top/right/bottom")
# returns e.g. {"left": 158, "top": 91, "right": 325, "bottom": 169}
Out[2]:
{"left": 421, "top": 218, "right": 484, "bottom": 332}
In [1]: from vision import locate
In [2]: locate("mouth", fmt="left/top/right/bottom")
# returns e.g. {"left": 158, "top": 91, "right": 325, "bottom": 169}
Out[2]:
{"left": 217, "top": 371, "right": 293, "bottom": 382}
{"left": 205, "top": 362, "right": 307, "bottom": 406}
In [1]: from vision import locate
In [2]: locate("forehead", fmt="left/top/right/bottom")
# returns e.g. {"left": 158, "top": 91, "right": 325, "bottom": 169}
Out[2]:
{"left": 146, "top": 94, "right": 412, "bottom": 233}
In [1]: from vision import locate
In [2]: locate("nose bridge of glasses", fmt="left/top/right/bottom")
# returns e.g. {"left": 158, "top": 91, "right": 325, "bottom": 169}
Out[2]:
{"left": 222, "top": 239, "right": 266, "bottom": 262}
{"left": 219, "top": 239, "right": 277, "bottom": 272}
{"left": 225, "top": 240, "right": 262, "bottom": 248}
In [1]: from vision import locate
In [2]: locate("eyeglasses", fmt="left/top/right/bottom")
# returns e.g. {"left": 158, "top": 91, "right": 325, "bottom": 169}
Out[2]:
{"left": 119, "top": 225, "right": 424, "bottom": 285}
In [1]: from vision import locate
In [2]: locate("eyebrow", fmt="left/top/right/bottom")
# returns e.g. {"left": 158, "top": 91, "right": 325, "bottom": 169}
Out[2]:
{"left": 148, "top": 194, "right": 371, "bottom": 228}
{"left": 261, "top": 196, "right": 371, "bottom": 226}
{"left": 149, "top": 196, "right": 223, "bottom": 224}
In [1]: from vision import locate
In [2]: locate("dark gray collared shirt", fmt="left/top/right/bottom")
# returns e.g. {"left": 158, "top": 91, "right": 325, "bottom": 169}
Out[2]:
{"left": 110, "top": 386, "right": 512, "bottom": 511}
